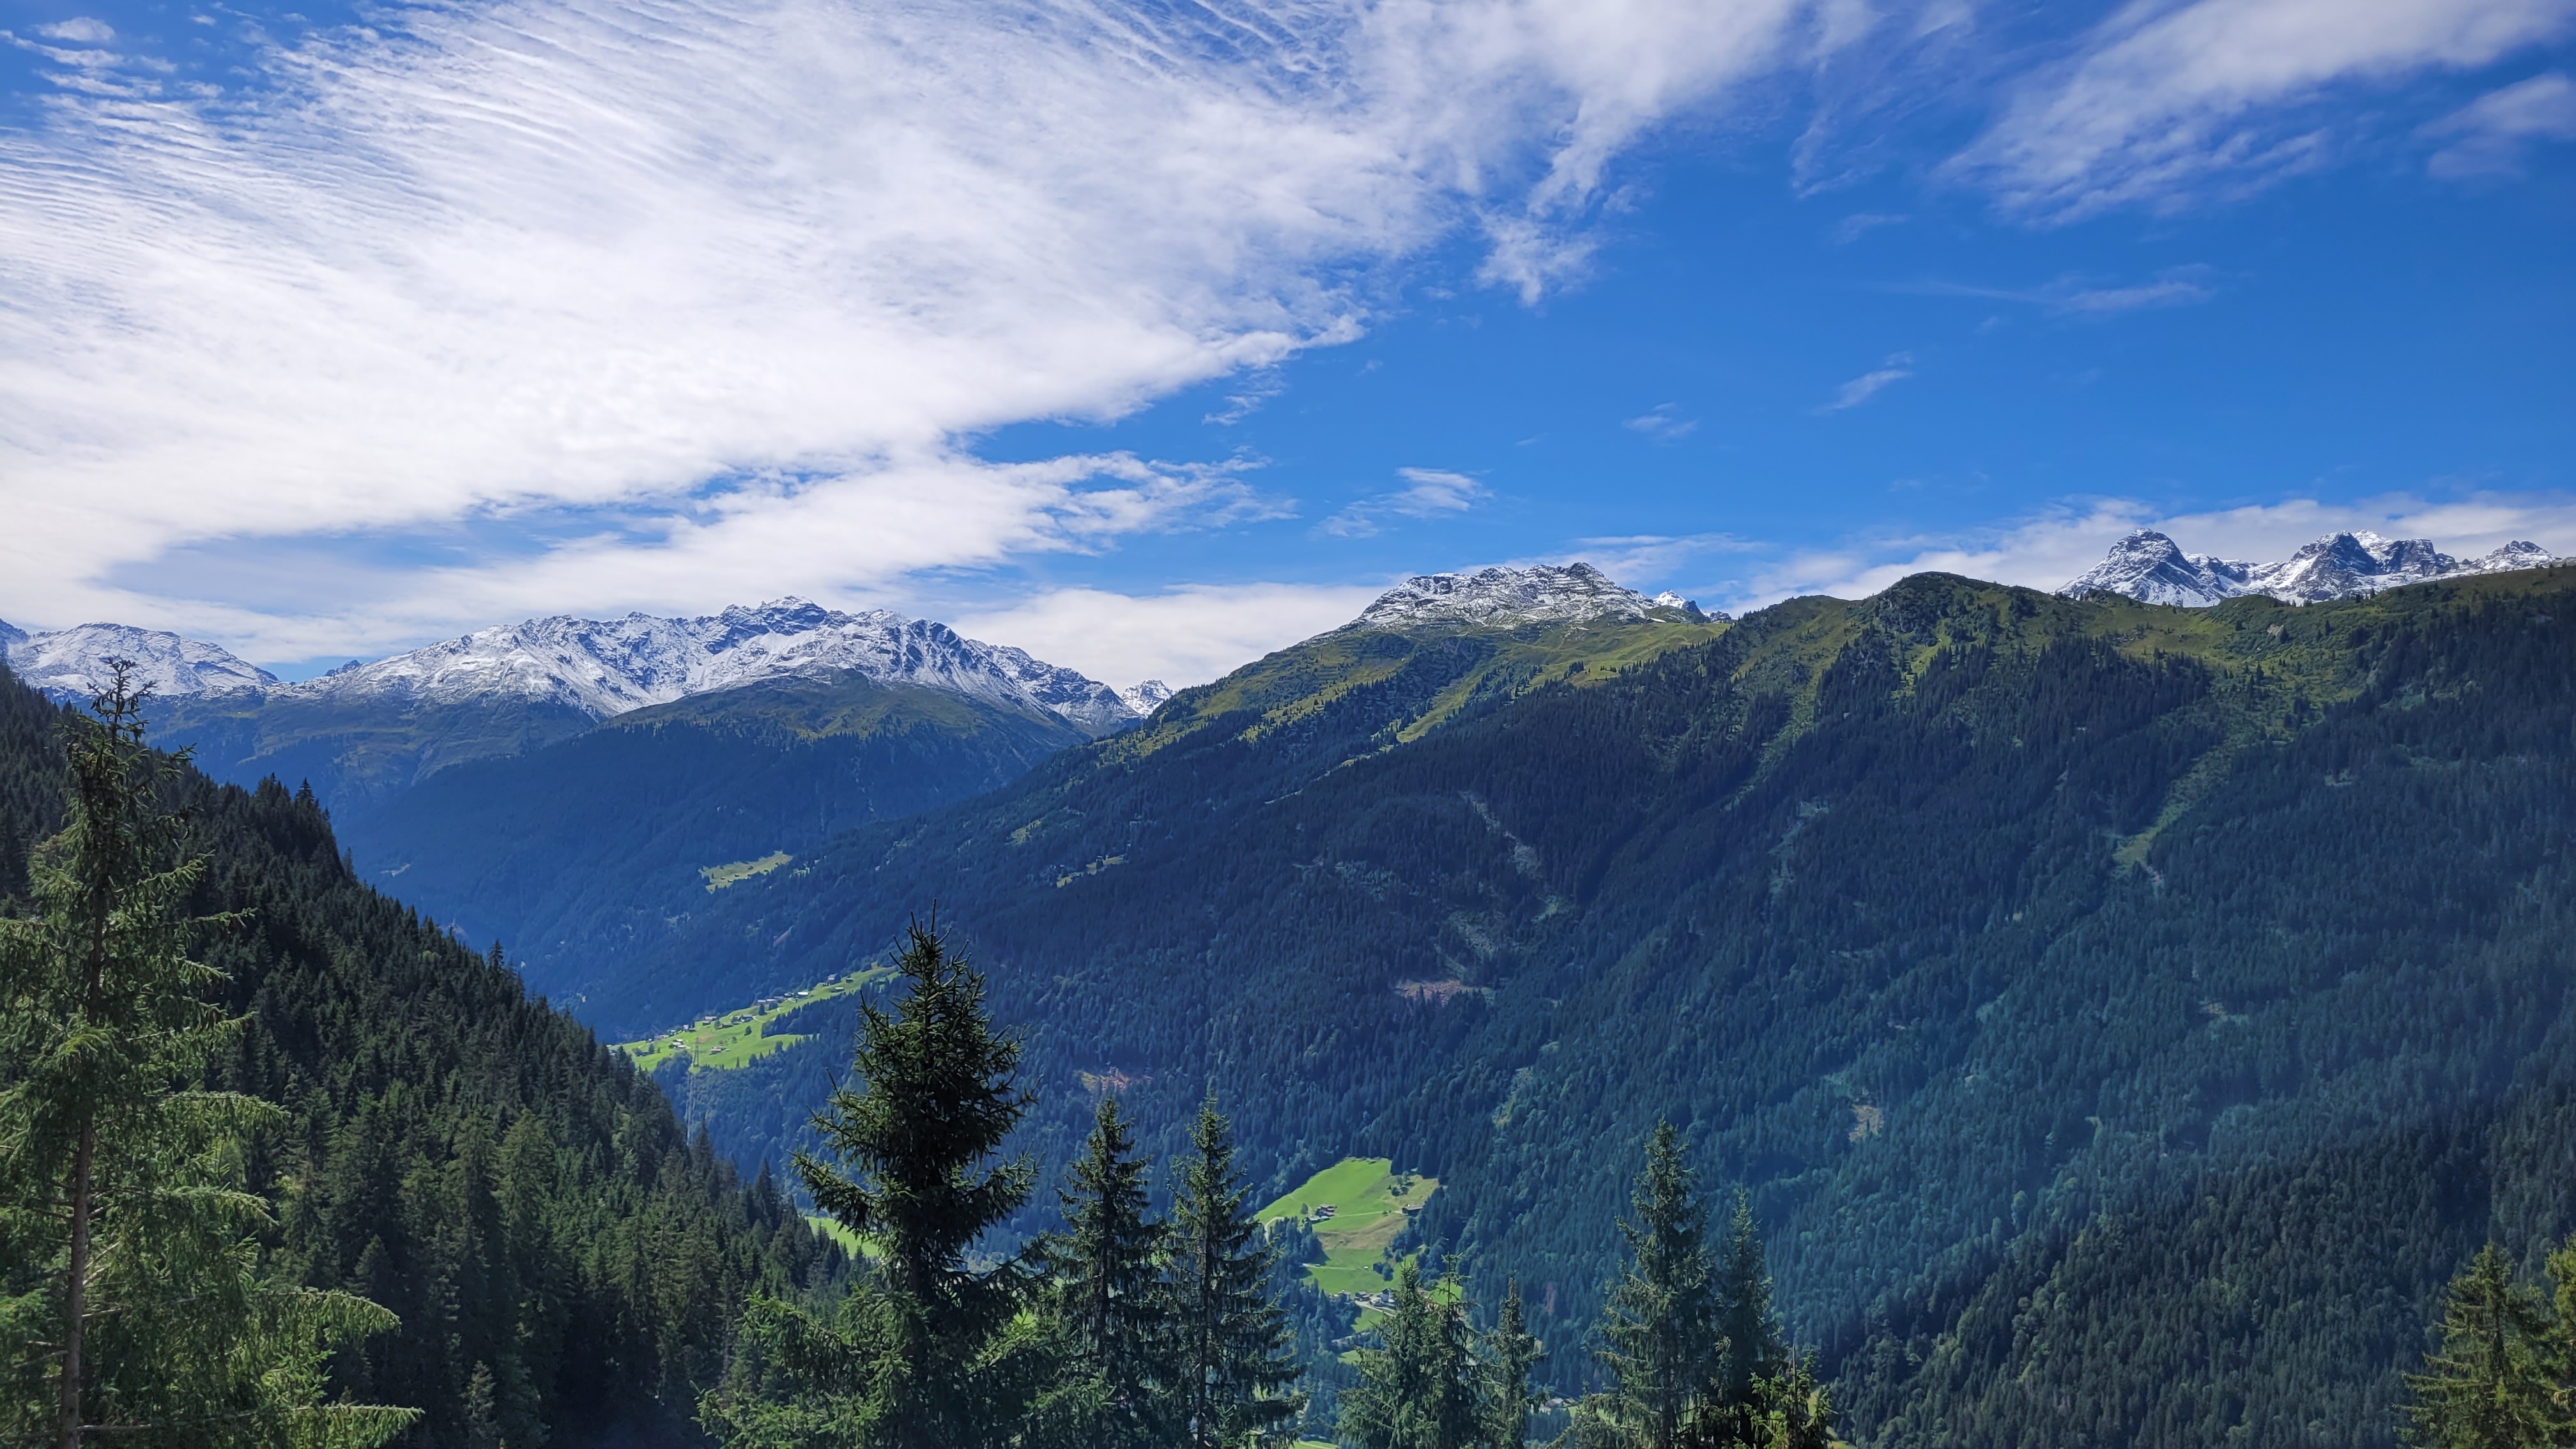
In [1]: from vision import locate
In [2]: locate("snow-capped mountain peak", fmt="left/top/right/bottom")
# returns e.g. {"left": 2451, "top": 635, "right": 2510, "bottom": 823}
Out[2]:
{"left": 2, "top": 600, "right": 1150, "bottom": 737}
{"left": 0, "top": 620, "right": 280, "bottom": 703}
{"left": 2059, "top": 531, "right": 2254, "bottom": 608}
{"left": 1118, "top": 679, "right": 1174, "bottom": 715}
{"left": 1346, "top": 563, "right": 1719, "bottom": 633}
{"left": 2060, "top": 530, "right": 2557, "bottom": 607}
{"left": 285, "top": 599, "right": 1145, "bottom": 736}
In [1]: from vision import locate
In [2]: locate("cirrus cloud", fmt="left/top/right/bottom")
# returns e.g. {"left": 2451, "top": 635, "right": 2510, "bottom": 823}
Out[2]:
{"left": 0, "top": 0, "right": 1823, "bottom": 657}
{"left": 1954, "top": 0, "right": 2576, "bottom": 217}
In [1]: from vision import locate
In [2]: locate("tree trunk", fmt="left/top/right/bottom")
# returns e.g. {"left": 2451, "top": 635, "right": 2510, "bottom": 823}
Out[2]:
{"left": 57, "top": 1120, "right": 93, "bottom": 1449}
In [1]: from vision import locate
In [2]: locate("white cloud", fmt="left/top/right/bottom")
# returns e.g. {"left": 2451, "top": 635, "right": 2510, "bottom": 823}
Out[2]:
{"left": 2425, "top": 71, "right": 2576, "bottom": 176}
{"left": 0, "top": 0, "right": 1816, "bottom": 657}
{"left": 34, "top": 19, "right": 116, "bottom": 42}
{"left": 1623, "top": 403, "right": 1699, "bottom": 441}
{"left": 1722, "top": 492, "right": 2576, "bottom": 610}
{"left": 951, "top": 581, "right": 1385, "bottom": 688}
{"left": 2054, "top": 266, "right": 2219, "bottom": 314}
{"left": 1956, "top": 0, "right": 2576, "bottom": 217}
{"left": 1830, "top": 211, "right": 1908, "bottom": 243}
{"left": 1318, "top": 467, "right": 1493, "bottom": 537}
{"left": 1818, "top": 352, "right": 1914, "bottom": 411}
{"left": 1566, "top": 532, "right": 1754, "bottom": 579}
{"left": 1204, "top": 370, "right": 1289, "bottom": 426}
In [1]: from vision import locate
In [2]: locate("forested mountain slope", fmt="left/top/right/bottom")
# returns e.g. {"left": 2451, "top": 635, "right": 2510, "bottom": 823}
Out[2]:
{"left": 331, "top": 673, "right": 1089, "bottom": 1001}
{"left": 606, "top": 565, "right": 2576, "bottom": 1446}
{"left": 0, "top": 668, "right": 845, "bottom": 1448}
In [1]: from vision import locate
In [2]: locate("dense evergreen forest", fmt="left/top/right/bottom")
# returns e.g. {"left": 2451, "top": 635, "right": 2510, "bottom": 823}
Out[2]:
{"left": 14, "top": 565, "right": 2576, "bottom": 1447}
{"left": 330, "top": 674, "right": 1088, "bottom": 1000}
{"left": 598, "top": 567, "right": 2576, "bottom": 1445}
{"left": 0, "top": 668, "right": 847, "bottom": 1446}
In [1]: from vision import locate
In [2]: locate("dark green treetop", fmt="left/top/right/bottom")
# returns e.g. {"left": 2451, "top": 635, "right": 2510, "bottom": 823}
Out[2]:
{"left": 1341, "top": 1260, "right": 1480, "bottom": 1449}
{"left": 1038, "top": 1094, "right": 1173, "bottom": 1448}
{"left": 1169, "top": 1096, "right": 1304, "bottom": 1448}
{"left": 2402, "top": 1243, "right": 2570, "bottom": 1449}
{"left": 702, "top": 919, "right": 1038, "bottom": 1449}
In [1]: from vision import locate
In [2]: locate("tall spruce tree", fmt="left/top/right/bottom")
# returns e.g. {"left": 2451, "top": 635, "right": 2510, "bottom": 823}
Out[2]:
{"left": 1713, "top": 1193, "right": 1784, "bottom": 1409}
{"left": 1584, "top": 1122, "right": 1721, "bottom": 1449}
{"left": 2402, "top": 1243, "right": 2568, "bottom": 1449}
{"left": 0, "top": 667, "right": 414, "bottom": 1448}
{"left": 1341, "top": 1261, "right": 1481, "bottom": 1449}
{"left": 1482, "top": 1279, "right": 1545, "bottom": 1449}
{"left": 700, "top": 919, "right": 1036, "bottom": 1449}
{"left": 1042, "top": 1095, "right": 1172, "bottom": 1448}
{"left": 1168, "top": 1096, "right": 1302, "bottom": 1448}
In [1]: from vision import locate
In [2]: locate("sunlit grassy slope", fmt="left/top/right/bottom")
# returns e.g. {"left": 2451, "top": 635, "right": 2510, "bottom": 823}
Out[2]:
{"left": 703, "top": 850, "right": 792, "bottom": 891}
{"left": 1258, "top": 1157, "right": 1441, "bottom": 1308}
{"left": 614, "top": 963, "right": 891, "bottom": 1073}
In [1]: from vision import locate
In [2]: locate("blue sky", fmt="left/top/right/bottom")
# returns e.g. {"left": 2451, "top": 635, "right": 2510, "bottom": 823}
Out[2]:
{"left": 3, "top": 0, "right": 2572, "bottom": 686}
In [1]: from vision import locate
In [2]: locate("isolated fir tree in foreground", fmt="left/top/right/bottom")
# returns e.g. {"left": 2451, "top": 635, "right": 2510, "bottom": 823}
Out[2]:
{"left": 1036, "top": 1094, "right": 1172, "bottom": 1448}
{"left": 2402, "top": 1241, "right": 2576, "bottom": 1449}
{"left": 1588, "top": 1122, "right": 1720, "bottom": 1449}
{"left": 1169, "top": 1096, "right": 1304, "bottom": 1448}
{"left": 700, "top": 919, "right": 1039, "bottom": 1449}
{"left": 1567, "top": 1121, "right": 1837, "bottom": 1449}
{"left": 0, "top": 666, "right": 413, "bottom": 1448}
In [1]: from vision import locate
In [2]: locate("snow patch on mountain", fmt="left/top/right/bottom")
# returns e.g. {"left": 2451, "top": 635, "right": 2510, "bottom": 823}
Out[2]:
{"left": 1346, "top": 564, "right": 1717, "bottom": 633}
{"left": 0, "top": 620, "right": 280, "bottom": 702}
{"left": 2061, "top": 530, "right": 2558, "bottom": 607}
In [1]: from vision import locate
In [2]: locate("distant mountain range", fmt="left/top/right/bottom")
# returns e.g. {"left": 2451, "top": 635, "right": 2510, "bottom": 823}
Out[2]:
{"left": 0, "top": 597, "right": 1163, "bottom": 734}
{"left": 335, "top": 563, "right": 1704, "bottom": 992}
{"left": 0, "top": 564, "right": 1695, "bottom": 997}
{"left": 2060, "top": 528, "right": 2556, "bottom": 607}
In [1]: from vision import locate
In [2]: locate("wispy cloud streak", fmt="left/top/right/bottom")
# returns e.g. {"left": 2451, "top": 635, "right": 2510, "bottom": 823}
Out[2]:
{"left": 1818, "top": 353, "right": 1914, "bottom": 411}
{"left": 0, "top": 0, "right": 1820, "bottom": 651}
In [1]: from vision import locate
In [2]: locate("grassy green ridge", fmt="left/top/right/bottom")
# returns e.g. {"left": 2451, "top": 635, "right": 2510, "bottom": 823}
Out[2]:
{"left": 615, "top": 964, "right": 891, "bottom": 1073}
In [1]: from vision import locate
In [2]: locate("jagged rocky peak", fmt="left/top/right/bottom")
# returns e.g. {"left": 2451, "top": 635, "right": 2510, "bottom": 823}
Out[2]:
{"left": 1347, "top": 562, "right": 1718, "bottom": 632}
{"left": 2061, "top": 529, "right": 2557, "bottom": 607}
{"left": 2059, "top": 531, "right": 2253, "bottom": 608}
{"left": 0, "top": 619, "right": 280, "bottom": 703}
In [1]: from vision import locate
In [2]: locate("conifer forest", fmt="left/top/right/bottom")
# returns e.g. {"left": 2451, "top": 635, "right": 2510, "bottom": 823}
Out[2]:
{"left": 6, "top": 565, "right": 2576, "bottom": 1448}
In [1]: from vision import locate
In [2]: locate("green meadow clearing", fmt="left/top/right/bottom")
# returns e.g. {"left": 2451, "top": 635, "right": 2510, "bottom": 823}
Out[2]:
{"left": 701, "top": 850, "right": 793, "bottom": 891}
{"left": 613, "top": 963, "right": 891, "bottom": 1073}
{"left": 1257, "top": 1156, "right": 1440, "bottom": 1321}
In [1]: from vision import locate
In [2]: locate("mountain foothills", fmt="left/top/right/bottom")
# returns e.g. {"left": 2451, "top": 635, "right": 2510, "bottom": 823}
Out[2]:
{"left": 606, "top": 555, "right": 2576, "bottom": 1446}
{"left": 0, "top": 666, "right": 848, "bottom": 1447}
